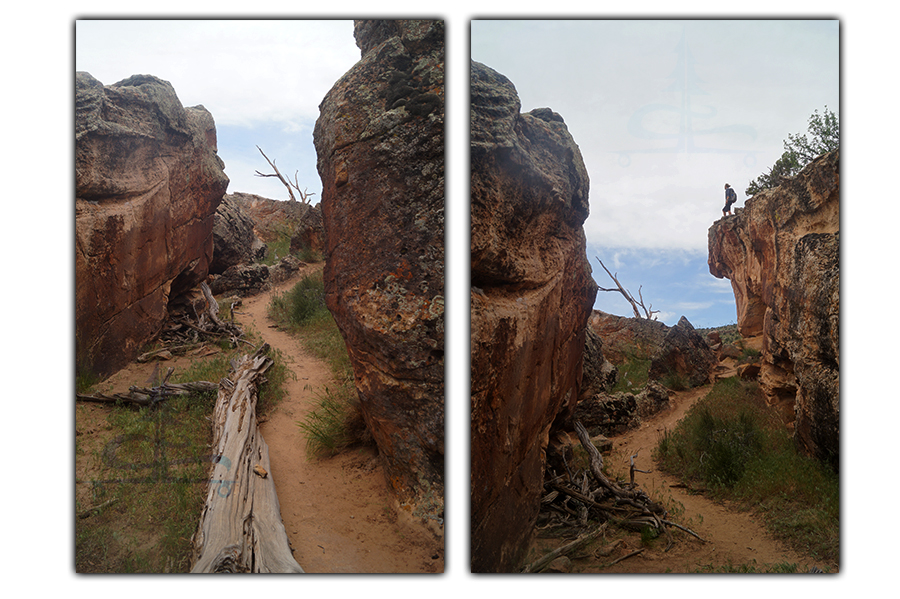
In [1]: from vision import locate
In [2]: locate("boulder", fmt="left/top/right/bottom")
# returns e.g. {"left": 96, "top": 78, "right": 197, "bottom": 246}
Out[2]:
{"left": 313, "top": 20, "right": 445, "bottom": 522}
{"left": 75, "top": 72, "right": 229, "bottom": 378}
{"left": 575, "top": 382, "right": 670, "bottom": 437}
{"left": 708, "top": 150, "right": 839, "bottom": 470}
{"left": 289, "top": 203, "right": 325, "bottom": 256}
{"left": 211, "top": 194, "right": 267, "bottom": 274}
{"left": 648, "top": 316, "right": 717, "bottom": 388}
{"left": 470, "top": 60, "right": 597, "bottom": 572}
{"left": 207, "top": 256, "right": 306, "bottom": 297}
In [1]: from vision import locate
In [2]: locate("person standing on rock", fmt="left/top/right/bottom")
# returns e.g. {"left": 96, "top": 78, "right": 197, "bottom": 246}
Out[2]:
{"left": 722, "top": 183, "right": 738, "bottom": 217}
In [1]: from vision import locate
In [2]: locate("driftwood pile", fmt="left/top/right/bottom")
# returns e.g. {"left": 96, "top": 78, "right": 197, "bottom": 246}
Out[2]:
{"left": 145, "top": 281, "right": 247, "bottom": 362}
{"left": 525, "top": 421, "right": 704, "bottom": 572}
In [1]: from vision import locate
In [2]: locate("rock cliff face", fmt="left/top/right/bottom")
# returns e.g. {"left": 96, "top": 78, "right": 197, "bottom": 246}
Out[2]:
{"left": 313, "top": 21, "right": 445, "bottom": 521}
{"left": 470, "top": 60, "right": 598, "bottom": 572}
{"left": 708, "top": 150, "right": 839, "bottom": 469}
{"left": 75, "top": 72, "right": 229, "bottom": 378}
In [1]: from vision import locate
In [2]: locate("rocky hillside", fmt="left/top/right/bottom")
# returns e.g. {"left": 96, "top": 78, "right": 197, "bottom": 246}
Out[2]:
{"left": 470, "top": 60, "right": 598, "bottom": 572}
{"left": 313, "top": 20, "right": 445, "bottom": 523}
{"left": 708, "top": 150, "right": 839, "bottom": 470}
{"left": 75, "top": 72, "right": 229, "bottom": 378}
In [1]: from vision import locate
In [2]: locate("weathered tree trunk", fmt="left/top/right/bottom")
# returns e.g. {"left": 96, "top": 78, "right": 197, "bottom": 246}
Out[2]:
{"left": 191, "top": 344, "right": 304, "bottom": 573}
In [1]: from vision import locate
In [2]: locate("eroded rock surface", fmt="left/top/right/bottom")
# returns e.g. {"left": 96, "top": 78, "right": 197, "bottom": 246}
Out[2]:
{"left": 648, "top": 316, "right": 716, "bottom": 388}
{"left": 313, "top": 20, "right": 445, "bottom": 522}
{"left": 470, "top": 60, "right": 597, "bottom": 572}
{"left": 75, "top": 72, "right": 229, "bottom": 377}
{"left": 708, "top": 150, "right": 839, "bottom": 469}
{"left": 211, "top": 194, "right": 267, "bottom": 274}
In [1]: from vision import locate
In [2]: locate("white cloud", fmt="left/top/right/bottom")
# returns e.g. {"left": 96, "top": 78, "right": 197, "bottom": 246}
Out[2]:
{"left": 75, "top": 20, "right": 360, "bottom": 128}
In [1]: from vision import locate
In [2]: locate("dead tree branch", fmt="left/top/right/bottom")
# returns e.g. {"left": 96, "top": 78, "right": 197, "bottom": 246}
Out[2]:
{"left": 522, "top": 523, "right": 608, "bottom": 573}
{"left": 254, "top": 145, "right": 316, "bottom": 204}
{"left": 595, "top": 257, "right": 659, "bottom": 320}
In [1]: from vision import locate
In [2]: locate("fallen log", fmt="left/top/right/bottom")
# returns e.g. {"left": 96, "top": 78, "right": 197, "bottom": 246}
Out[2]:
{"left": 190, "top": 343, "right": 303, "bottom": 573}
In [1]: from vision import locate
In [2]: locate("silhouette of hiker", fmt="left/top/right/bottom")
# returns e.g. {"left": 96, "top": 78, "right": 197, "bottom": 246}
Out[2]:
{"left": 723, "top": 184, "right": 737, "bottom": 216}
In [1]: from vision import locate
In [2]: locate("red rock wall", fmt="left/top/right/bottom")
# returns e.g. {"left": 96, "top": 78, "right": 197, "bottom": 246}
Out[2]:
{"left": 708, "top": 150, "right": 839, "bottom": 469}
{"left": 470, "top": 61, "right": 598, "bottom": 572}
{"left": 75, "top": 72, "right": 229, "bottom": 378}
{"left": 313, "top": 21, "right": 445, "bottom": 522}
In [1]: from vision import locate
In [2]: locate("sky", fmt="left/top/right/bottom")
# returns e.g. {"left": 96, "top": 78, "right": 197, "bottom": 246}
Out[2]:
{"left": 471, "top": 19, "right": 840, "bottom": 327}
{"left": 75, "top": 19, "right": 362, "bottom": 204}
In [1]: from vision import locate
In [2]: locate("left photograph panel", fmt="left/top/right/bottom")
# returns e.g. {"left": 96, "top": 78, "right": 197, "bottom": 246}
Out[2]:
{"left": 74, "top": 19, "right": 444, "bottom": 573}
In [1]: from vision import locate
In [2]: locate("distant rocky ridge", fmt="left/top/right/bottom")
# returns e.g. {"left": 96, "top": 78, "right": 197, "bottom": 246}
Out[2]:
{"left": 314, "top": 20, "right": 445, "bottom": 523}
{"left": 75, "top": 72, "right": 229, "bottom": 377}
{"left": 708, "top": 150, "right": 839, "bottom": 470}
{"left": 470, "top": 60, "right": 597, "bottom": 572}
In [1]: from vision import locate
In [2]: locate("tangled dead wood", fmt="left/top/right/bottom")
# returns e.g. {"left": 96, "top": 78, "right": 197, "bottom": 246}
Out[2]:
{"left": 527, "top": 420, "right": 704, "bottom": 571}
{"left": 155, "top": 282, "right": 249, "bottom": 357}
{"left": 76, "top": 365, "right": 218, "bottom": 407}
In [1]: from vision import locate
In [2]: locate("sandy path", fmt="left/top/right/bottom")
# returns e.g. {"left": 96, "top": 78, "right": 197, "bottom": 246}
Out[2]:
{"left": 533, "top": 362, "right": 833, "bottom": 573}
{"left": 234, "top": 264, "right": 443, "bottom": 573}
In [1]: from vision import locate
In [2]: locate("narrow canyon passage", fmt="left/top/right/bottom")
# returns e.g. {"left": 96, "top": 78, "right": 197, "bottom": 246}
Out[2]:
{"left": 234, "top": 264, "right": 443, "bottom": 573}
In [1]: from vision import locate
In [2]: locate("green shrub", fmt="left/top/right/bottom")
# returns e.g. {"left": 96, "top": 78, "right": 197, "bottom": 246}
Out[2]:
{"left": 269, "top": 270, "right": 327, "bottom": 327}
{"left": 654, "top": 376, "right": 839, "bottom": 564}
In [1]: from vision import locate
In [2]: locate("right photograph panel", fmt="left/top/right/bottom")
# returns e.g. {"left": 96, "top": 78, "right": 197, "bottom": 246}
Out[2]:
{"left": 470, "top": 19, "right": 840, "bottom": 574}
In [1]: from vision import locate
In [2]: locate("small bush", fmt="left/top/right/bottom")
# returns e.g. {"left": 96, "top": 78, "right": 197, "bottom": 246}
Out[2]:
{"left": 654, "top": 376, "right": 839, "bottom": 564}
{"left": 269, "top": 270, "right": 327, "bottom": 327}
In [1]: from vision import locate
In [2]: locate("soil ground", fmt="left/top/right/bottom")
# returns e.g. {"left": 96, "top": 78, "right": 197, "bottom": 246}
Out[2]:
{"left": 525, "top": 359, "right": 837, "bottom": 574}
{"left": 75, "top": 264, "right": 443, "bottom": 573}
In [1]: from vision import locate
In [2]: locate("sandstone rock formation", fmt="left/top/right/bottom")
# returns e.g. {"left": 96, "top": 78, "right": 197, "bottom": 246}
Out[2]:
{"left": 313, "top": 20, "right": 445, "bottom": 522}
{"left": 211, "top": 194, "right": 267, "bottom": 274}
{"left": 648, "top": 316, "right": 717, "bottom": 388}
{"left": 588, "top": 310, "right": 669, "bottom": 364}
{"left": 227, "top": 191, "right": 325, "bottom": 256}
{"left": 470, "top": 60, "right": 598, "bottom": 572}
{"left": 708, "top": 150, "right": 839, "bottom": 470}
{"left": 76, "top": 72, "right": 229, "bottom": 378}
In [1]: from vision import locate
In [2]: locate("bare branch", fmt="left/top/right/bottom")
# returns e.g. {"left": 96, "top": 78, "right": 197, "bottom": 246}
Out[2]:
{"left": 595, "top": 257, "right": 659, "bottom": 320}
{"left": 255, "top": 145, "right": 315, "bottom": 203}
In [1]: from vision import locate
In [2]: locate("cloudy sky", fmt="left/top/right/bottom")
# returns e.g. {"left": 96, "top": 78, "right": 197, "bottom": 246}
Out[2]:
{"left": 75, "top": 19, "right": 361, "bottom": 204}
{"left": 472, "top": 19, "right": 840, "bottom": 327}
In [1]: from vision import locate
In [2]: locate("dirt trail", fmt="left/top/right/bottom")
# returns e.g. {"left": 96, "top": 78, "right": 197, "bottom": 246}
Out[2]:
{"left": 533, "top": 362, "right": 832, "bottom": 573}
{"left": 233, "top": 264, "right": 443, "bottom": 573}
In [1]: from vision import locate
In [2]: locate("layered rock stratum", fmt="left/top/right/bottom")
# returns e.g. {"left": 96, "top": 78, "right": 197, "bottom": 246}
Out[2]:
{"left": 75, "top": 72, "right": 229, "bottom": 378}
{"left": 708, "top": 150, "right": 839, "bottom": 470}
{"left": 470, "top": 60, "right": 598, "bottom": 572}
{"left": 313, "top": 20, "right": 445, "bottom": 522}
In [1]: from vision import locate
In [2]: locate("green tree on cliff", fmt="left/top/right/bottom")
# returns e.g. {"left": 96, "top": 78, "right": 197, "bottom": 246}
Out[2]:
{"left": 746, "top": 106, "right": 839, "bottom": 196}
